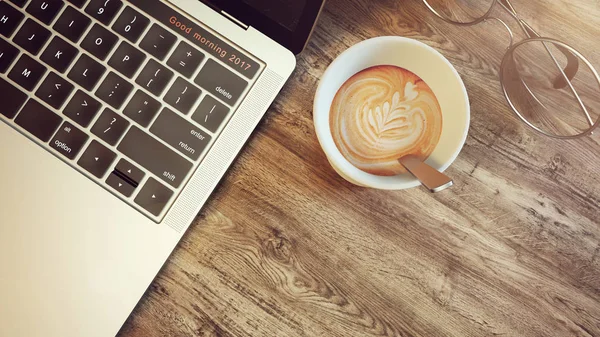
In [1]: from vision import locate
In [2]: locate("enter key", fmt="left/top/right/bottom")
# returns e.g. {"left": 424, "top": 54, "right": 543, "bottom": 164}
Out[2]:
{"left": 150, "top": 107, "right": 211, "bottom": 161}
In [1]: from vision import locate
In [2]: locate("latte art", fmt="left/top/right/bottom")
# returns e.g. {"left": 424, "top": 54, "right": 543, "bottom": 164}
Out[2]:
{"left": 330, "top": 65, "right": 443, "bottom": 176}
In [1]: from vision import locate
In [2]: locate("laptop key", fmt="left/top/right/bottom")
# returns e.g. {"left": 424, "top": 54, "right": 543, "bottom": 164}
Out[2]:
{"left": 167, "top": 41, "right": 204, "bottom": 79}
{"left": 115, "top": 158, "right": 145, "bottom": 185}
{"left": 123, "top": 90, "right": 161, "bottom": 127}
{"left": 108, "top": 41, "right": 145, "bottom": 78}
{"left": 63, "top": 90, "right": 102, "bottom": 127}
{"left": 85, "top": 0, "right": 123, "bottom": 26}
{"left": 40, "top": 36, "right": 79, "bottom": 73}
{"left": 78, "top": 140, "right": 117, "bottom": 178}
{"left": 8, "top": 53, "right": 47, "bottom": 91}
{"left": 136, "top": 59, "right": 173, "bottom": 96}
{"left": 112, "top": 7, "right": 150, "bottom": 44}
{"left": 53, "top": 6, "right": 91, "bottom": 43}
{"left": 0, "top": 77, "right": 28, "bottom": 119}
{"left": 150, "top": 108, "right": 211, "bottom": 161}
{"left": 106, "top": 172, "right": 136, "bottom": 197}
{"left": 49, "top": 121, "right": 89, "bottom": 160}
{"left": 0, "top": 37, "right": 19, "bottom": 73}
{"left": 163, "top": 77, "right": 201, "bottom": 115}
{"left": 14, "top": 99, "right": 62, "bottom": 142}
{"left": 117, "top": 126, "right": 192, "bottom": 188}
{"left": 35, "top": 71, "right": 75, "bottom": 109}
{"left": 139, "top": 24, "right": 176, "bottom": 61}
{"left": 96, "top": 71, "right": 134, "bottom": 109}
{"left": 90, "top": 108, "right": 130, "bottom": 146}
{"left": 134, "top": 177, "right": 173, "bottom": 216}
{"left": 26, "top": 0, "right": 64, "bottom": 25}
{"left": 192, "top": 94, "right": 230, "bottom": 133}
{"left": 13, "top": 18, "right": 51, "bottom": 55}
{"left": 0, "top": 2, "right": 25, "bottom": 37}
{"left": 195, "top": 59, "right": 248, "bottom": 106}
{"left": 68, "top": 53, "right": 106, "bottom": 90}
{"left": 81, "top": 23, "right": 118, "bottom": 60}
{"left": 7, "top": 0, "right": 28, "bottom": 8}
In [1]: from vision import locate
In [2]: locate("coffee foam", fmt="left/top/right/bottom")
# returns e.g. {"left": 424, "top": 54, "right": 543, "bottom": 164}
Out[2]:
{"left": 330, "top": 65, "right": 443, "bottom": 176}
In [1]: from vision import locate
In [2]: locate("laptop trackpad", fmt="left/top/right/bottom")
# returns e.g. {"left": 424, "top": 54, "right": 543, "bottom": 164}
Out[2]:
{"left": 0, "top": 122, "right": 179, "bottom": 337}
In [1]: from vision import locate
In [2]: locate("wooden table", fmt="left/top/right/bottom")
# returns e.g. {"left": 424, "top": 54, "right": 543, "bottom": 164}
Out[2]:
{"left": 120, "top": 0, "right": 600, "bottom": 336}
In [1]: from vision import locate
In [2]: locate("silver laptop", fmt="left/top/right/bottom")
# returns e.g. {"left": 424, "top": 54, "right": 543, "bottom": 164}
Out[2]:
{"left": 0, "top": 0, "right": 324, "bottom": 335}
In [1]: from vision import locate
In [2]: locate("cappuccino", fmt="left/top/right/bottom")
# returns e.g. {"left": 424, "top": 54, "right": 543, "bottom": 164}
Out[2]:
{"left": 329, "top": 65, "right": 443, "bottom": 176}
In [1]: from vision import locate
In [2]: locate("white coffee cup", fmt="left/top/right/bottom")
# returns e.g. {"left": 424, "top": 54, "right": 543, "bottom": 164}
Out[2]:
{"left": 313, "top": 36, "right": 470, "bottom": 190}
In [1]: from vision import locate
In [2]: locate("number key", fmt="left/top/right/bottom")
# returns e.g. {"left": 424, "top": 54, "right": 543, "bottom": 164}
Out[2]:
{"left": 112, "top": 7, "right": 149, "bottom": 43}
{"left": 85, "top": 0, "right": 123, "bottom": 26}
{"left": 91, "top": 108, "right": 129, "bottom": 146}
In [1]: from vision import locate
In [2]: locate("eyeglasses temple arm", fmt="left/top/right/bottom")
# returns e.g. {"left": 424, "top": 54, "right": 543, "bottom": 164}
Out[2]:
{"left": 519, "top": 21, "right": 581, "bottom": 89}
{"left": 518, "top": 21, "right": 592, "bottom": 126}
{"left": 499, "top": 0, "right": 580, "bottom": 89}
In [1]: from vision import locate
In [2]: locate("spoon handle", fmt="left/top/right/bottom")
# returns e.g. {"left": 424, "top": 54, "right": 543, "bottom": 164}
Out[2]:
{"left": 398, "top": 155, "right": 453, "bottom": 193}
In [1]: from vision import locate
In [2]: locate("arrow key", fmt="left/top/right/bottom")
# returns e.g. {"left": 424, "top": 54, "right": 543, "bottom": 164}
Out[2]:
{"left": 35, "top": 71, "right": 74, "bottom": 109}
{"left": 115, "top": 158, "right": 145, "bottom": 185}
{"left": 78, "top": 140, "right": 117, "bottom": 178}
{"left": 106, "top": 172, "right": 135, "bottom": 197}
{"left": 134, "top": 177, "right": 173, "bottom": 217}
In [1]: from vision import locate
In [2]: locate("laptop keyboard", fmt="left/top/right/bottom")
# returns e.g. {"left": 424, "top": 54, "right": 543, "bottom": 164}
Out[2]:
{"left": 0, "top": 0, "right": 263, "bottom": 220}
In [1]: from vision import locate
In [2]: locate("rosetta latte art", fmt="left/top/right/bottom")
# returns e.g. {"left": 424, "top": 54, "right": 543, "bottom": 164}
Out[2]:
{"left": 330, "top": 65, "right": 443, "bottom": 176}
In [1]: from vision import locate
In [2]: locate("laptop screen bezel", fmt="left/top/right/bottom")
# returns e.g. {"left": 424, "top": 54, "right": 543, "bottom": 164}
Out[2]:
{"left": 202, "top": 0, "right": 325, "bottom": 55}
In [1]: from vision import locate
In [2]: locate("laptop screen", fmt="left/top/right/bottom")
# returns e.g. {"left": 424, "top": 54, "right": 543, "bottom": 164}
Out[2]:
{"left": 242, "top": 0, "right": 307, "bottom": 31}
{"left": 201, "top": 0, "right": 324, "bottom": 54}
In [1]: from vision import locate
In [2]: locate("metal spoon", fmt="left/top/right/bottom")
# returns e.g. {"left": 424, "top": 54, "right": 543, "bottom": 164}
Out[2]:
{"left": 398, "top": 155, "right": 453, "bottom": 193}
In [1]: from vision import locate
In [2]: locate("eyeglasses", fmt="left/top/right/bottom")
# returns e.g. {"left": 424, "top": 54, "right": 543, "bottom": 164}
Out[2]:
{"left": 422, "top": 0, "right": 600, "bottom": 139}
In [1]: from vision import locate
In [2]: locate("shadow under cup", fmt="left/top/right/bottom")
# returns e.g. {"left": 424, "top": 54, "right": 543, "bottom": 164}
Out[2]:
{"left": 314, "top": 36, "right": 470, "bottom": 190}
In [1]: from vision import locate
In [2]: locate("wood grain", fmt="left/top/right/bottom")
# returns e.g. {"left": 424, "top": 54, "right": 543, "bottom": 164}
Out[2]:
{"left": 120, "top": 0, "right": 600, "bottom": 336}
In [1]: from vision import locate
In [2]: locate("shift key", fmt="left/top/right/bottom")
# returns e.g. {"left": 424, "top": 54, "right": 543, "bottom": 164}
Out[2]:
{"left": 117, "top": 126, "right": 192, "bottom": 188}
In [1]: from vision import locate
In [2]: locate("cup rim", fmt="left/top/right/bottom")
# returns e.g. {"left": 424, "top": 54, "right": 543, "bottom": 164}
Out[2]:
{"left": 313, "top": 36, "right": 470, "bottom": 190}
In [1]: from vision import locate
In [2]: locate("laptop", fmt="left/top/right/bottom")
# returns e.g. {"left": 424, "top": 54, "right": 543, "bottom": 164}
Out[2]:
{"left": 0, "top": 0, "right": 324, "bottom": 335}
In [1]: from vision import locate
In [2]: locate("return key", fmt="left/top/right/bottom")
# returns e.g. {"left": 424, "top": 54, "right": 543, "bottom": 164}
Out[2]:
{"left": 150, "top": 107, "right": 211, "bottom": 161}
